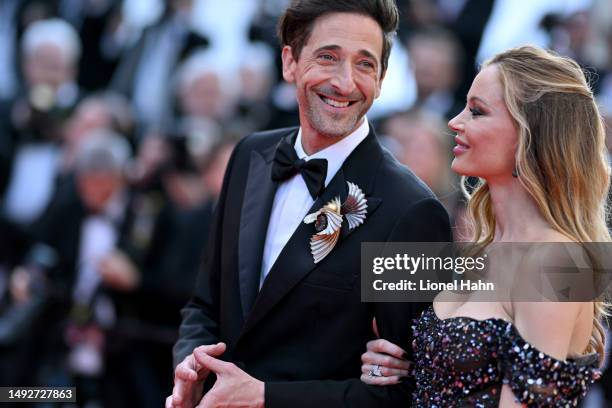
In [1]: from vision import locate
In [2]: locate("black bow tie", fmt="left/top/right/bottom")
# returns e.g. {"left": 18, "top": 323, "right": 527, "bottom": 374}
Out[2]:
{"left": 271, "top": 137, "right": 328, "bottom": 199}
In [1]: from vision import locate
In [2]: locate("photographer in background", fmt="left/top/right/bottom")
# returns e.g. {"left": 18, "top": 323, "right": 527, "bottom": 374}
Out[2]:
{"left": 0, "top": 130, "right": 132, "bottom": 396}
{"left": 0, "top": 20, "right": 83, "bottom": 354}
{"left": 0, "top": 18, "right": 82, "bottom": 224}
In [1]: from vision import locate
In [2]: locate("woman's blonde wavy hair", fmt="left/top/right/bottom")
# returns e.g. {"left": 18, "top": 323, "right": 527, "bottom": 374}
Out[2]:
{"left": 462, "top": 46, "right": 610, "bottom": 364}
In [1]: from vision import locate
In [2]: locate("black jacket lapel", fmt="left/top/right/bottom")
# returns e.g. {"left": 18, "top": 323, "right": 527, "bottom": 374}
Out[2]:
{"left": 237, "top": 140, "right": 282, "bottom": 318}
{"left": 240, "top": 125, "right": 384, "bottom": 338}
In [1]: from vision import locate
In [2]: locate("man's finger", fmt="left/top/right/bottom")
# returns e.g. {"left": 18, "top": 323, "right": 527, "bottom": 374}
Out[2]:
{"left": 175, "top": 362, "right": 198, "bottom": 381}
{"left": 367, "top": 339, "right": 407, "bottom": 359}
{"left": 172, "top": 345, "right": 224, "bottom": 407}
{"left": 194, "top": 351, "right": 233, "bottom": 375}
{"left": 193, "top": 342, "right": 227, "bottom": 371}
{"left": 194, "top": 342, "right": 226, "bottom": 358}
{"left": 172, "top": 381, "right": 187, "bottom": 406}
{"left": 172, "top": 373, "right": 198, "bottom": 407}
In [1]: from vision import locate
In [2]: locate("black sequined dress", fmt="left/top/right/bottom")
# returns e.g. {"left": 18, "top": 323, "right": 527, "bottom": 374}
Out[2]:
{"left": 411, "top": 306, "right": 600, "bottom": 407}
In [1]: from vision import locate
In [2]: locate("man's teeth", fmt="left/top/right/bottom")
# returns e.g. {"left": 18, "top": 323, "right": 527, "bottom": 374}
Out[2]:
{"left": 322, "top": 97, "right": 349, "bottom": 108}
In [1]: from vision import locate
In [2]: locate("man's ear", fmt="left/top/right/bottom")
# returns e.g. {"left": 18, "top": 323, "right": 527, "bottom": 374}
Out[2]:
{"left": 281, "top": 46, "right": 297, "bottom": 83}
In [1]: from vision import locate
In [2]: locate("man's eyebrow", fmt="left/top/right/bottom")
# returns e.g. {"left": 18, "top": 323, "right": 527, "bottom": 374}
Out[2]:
{"left": 313, "top": 44, "right": 341, "bottom": 54}
{"left": 312, "top": 45, "right": 379, "bottom": 65}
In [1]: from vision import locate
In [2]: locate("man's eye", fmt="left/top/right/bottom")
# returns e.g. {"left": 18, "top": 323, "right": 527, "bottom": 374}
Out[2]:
{"left": 319, "top": 54, "right": 335, "bottom": 61}
{"left": 469, "top": 108, "right": 483, "bottom": 117}
{"left": 359, "top": 61, "right": 374, "bottom": 69}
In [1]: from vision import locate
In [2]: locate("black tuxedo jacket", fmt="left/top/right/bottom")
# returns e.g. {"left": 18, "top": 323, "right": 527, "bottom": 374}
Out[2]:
{"left": 174, "top": 126, "right": 452, "bottom": 407}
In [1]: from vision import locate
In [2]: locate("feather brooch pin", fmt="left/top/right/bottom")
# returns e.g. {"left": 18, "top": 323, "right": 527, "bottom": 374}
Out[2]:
{"left": 303, "top": 181, "right": 367, "bottom": 263}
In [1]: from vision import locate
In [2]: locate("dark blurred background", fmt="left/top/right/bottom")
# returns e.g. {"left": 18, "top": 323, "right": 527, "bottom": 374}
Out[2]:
{"left": 0, "top": 0, "right": 610, "bottom": 407}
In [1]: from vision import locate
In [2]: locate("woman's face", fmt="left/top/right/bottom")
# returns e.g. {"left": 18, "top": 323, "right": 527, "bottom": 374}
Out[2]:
{"left": 448, "top": 65, "right": 518, "bottom": 180}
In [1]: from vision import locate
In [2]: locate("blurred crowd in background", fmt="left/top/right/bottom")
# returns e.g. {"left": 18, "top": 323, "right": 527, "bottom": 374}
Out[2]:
{"left": 0, "top": 0, "right": 611, "bottom": 407}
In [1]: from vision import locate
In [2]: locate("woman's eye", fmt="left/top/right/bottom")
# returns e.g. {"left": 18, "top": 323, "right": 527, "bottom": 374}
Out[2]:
{"left": 469, "top": 108, "right": 483, "bottom": 117}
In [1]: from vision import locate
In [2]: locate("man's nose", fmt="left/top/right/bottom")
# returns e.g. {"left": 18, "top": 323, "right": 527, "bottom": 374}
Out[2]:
{"left": 329, "top": 62, "right": 356, "bottom": 96}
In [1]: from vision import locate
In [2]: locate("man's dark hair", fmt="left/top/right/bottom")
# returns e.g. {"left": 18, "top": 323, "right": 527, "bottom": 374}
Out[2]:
{"left": 277, "top": 0, "right": 399, "bottom": 76}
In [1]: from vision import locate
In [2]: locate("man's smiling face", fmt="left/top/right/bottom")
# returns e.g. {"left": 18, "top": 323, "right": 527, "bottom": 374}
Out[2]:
{"left": 281, "top": 12, "right": 384, "bottom": 142}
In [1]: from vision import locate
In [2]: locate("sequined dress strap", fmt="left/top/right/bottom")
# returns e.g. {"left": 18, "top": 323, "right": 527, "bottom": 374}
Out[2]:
{"left": 411, "top": 306, "right": 601, "bottom": 407}
{"left": 498, "top": 321, "right": 600, "bottom": 407}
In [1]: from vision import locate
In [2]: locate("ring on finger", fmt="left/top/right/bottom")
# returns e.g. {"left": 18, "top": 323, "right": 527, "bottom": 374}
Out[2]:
{"left": 368, "top": 364, "right": 383, "bottom": 377}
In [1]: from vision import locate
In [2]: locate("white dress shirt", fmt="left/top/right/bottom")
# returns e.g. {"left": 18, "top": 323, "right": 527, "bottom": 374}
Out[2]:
{"left": 3, "top": 143, "right": 60, "bottom": 224}
{"left": 72, "top": 191, "right": 127, "bottom": 306}
{"left": 260, "top": 119, "right": 370, "bottom": 286}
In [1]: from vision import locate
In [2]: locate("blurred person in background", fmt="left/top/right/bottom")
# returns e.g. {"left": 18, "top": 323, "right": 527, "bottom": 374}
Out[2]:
{"left": 0, "top": 18, "right": 82, "bottom": 222}
{"left": 0, "top": 18, "right": 83, "bottom": 286}
{"left": 199, "top": 139, "right": 237, "bottom": 202}
{"left": 0, "top": 13, "right": 84, "bottom": 389}
{"left": 0, "top": 0, "right": 126, "bottom": 94}
{"left": 110, "top": 0, "right": 209, "bottom": 136}
{"left": 62, "top": 0, "right": 125, "bottom": 93}
{"left": 97, "top": 134, "right": 203, "bottom": 407}
{"left": 60, "top": 91, "right": 135, "bottom": 177}
{"left": 381, "top": 108, "right": 469, "bottom": 240}
{"left": 30, "top": 131, "right": 133, "bottom": 406}
{"left": 97, "top": 133, "right": 235, "bottom": 407}
{"left": 549, "top": 10, "right": 595, "bottom": 66}
{"left": 172, "top": 49, "right": 241, "bottom": 130}
{"left": 382, "top": 109, "right": 454, "bottom": 202}
{"left": 406, "top": 27, "right": 465, "bottom": 118}
{"left": 475, "top": 0, "right": 593, "bottom": 67}
{"left": 589, "top": 0, "right": 612, "bottom": 169}
{"left": 397, "top": 0, "right": 494, "bottom": 117}
{"left": 236, "top": 41, "right": 278, "bottom": 131}
{"left": 0, "top": 0, "right": 65, "bottom": 103}
{"left": 0, "top": 131, "right": 132, "bottom": 402}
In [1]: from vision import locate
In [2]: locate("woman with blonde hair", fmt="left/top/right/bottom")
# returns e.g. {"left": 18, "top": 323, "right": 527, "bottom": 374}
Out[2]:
{"left": 361, "top": 46, "right": 608, "bottom": 406}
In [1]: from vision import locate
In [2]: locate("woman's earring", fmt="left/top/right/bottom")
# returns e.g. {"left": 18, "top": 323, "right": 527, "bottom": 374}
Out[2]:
{"left": 512, "top": 168, "right": 519, "bottom": 178}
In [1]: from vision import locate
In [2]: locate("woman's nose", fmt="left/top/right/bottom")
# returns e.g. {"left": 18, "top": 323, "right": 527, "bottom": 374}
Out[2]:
{"left": 448, "top": 113, "right": 464, "bottom": 133}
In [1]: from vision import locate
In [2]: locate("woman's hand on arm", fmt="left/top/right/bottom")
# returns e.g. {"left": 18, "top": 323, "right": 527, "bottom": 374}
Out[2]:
{"left": 360, "top": 339, "right": 412, "bottom": 385}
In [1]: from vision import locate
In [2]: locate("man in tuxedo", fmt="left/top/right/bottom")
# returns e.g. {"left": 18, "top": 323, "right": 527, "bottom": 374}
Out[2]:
{"left": 168, "top": 1, "right": 451, "bottom": 407}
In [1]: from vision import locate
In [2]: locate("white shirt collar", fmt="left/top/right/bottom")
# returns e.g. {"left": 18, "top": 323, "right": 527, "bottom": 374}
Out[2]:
{"left": 294, "top": 118, "right": 369, "bottom": 187}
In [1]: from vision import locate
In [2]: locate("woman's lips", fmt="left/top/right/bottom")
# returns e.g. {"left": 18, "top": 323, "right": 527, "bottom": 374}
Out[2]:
{"left": 453, "top": 136, "right": 470, "bottom": 155}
